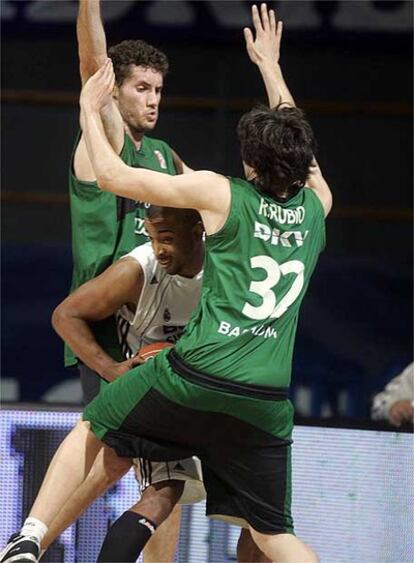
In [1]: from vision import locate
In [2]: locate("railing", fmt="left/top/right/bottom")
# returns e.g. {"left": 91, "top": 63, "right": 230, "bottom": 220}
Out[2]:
{"left": 2, "top": 89, "right": 412, "bottom": 117}
{"left": 3, "top": 88, "right": 412, "bottom": 221}
{"left": 2, "top": 191, "right": 412, "bottom": 221}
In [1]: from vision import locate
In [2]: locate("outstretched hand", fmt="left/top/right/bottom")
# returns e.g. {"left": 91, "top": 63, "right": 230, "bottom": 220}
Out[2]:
{"left": 80, "top": 58, "right": 115, "bottom": 112}
{"left": 244, "top": 3, "right": 282, "bottom": 67}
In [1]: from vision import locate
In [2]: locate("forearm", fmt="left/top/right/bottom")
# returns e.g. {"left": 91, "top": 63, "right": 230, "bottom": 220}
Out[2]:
{"left": 258, "top": 62, "right": 295, "bottom": 108}
{"left": 53, "top": 313, "right": 117, "bottom": 381}
{"left": 81, "top": 105, "right": 129, "bottom": 192}
{"left": 78, "top": 0, "right": 107, "bottom": 83}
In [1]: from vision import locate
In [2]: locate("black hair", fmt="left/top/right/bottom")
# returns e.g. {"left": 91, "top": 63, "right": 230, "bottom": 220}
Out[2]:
{"left": 108, "top": 40, "right": 169, "bottom": 86}
{"left": 146, "top": 206, "right": 201, "bottom": 226}
{"left": 237, "top": 104, "right": 316, "bottom": 200}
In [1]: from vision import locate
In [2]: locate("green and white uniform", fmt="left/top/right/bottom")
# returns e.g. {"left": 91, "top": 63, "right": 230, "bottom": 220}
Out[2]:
{"left": 84, "top": 178, "right": 326, "bottom": 533}
{"left": 175, "top": 178, "right": 325, "bottom": 390}
{"left": 65, "top": 133, "right": 176, "bottom": 367}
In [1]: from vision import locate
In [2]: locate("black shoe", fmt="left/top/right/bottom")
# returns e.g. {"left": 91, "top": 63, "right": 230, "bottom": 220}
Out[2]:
{"left": 0, "top": 534, "right": 40, "bottom": 563}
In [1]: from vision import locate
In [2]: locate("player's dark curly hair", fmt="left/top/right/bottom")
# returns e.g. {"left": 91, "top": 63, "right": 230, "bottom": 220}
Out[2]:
{"left": 237, "top": 104, "right": 316, "bottom": 200}
{"left": 108, "top": 40, "right": 169, "bottom": 86}
{"left": 146, "top": 205, "right": 201, "bottom": 227}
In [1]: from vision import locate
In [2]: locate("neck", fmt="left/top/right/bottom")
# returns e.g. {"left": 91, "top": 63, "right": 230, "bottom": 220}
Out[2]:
{"left": 124, "top": 123, "right": 145, "bottom": 150}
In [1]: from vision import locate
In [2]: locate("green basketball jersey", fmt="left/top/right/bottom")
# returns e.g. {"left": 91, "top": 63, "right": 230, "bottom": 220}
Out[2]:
{"left": 65, "top": 133, "right": 176, "bottom": 367}
{"left": 175, "top": 177, "right": 325, "bottom": 388}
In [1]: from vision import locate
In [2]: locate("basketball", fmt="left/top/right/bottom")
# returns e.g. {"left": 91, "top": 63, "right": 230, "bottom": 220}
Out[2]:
{"left": 137, "top": 341, "right": 173, "bottom": 362}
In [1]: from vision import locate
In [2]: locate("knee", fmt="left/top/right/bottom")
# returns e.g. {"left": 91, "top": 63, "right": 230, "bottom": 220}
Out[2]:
{"left": 89, "top": 447, "right": 131, "bottom": 487}
{"left": 250, "top": 529, "right": 319, "bottom": 563}
{"left": 74, "top": 419, "right": 91, "bottom": 435}
{"left": 133, "top": 480, "right": 183, "bottom": 524}
{"left": 237, "top": 528, "right": 269, "bottom": 563}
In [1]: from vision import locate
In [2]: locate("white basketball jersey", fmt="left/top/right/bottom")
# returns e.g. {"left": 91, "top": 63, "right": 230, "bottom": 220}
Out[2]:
{"left": 117, "top": 242, "right": 203, "bottom": 358}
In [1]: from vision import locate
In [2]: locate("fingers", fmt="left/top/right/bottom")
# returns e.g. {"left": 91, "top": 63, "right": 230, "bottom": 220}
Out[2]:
{"left": 276, "top": 20, "right": 283, "bottom": 43}
{"left": 260, "top": 3, "right": 270, "bottom": 31}
{"left": 132, "top": 355, "right": 145, "bottom": 366}
{"left": 103, "top": 58, "right": 114, "bottom": 80}
{"left": 251, "top": 4, "right": 263, "bottom": 34}
{"left": 269, "top": 8, "right": 276, "bottom": 34}
{"left": 95, "top": 57, "right": 111, "bottom": 76}
{"left": 251, "top": 4, "right": 281, "bottom": 38}
{"left": 92, "top": 58, "right": 115, "bottom": 92}
{"left": 243, "top": 26, "right": 254, "bottom": 47}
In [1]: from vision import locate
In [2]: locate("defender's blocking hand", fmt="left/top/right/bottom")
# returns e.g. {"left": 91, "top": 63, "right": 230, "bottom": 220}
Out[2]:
{"left": 79, "top": 58, "right": 115, "bottom": 112}
{"left": 244, "top": 3, "right": 283, "bottom": 67}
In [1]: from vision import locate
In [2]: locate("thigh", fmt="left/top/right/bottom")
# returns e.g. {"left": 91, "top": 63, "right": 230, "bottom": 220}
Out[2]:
{"left": 202, "top": 425, "right": 294, "bottom": 534}
{"left": 84, "top": 366, "right": 198, "bottom": 463}
{"left": 134, "top": 457, "right": 206, "bottom": 505}
{"left": 83, "top": 359, "right": 161, "bottom": 441}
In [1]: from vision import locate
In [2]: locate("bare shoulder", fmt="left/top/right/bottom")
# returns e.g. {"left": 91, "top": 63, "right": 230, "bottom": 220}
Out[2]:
{"left": 189, "top": 172, "right": 231, "bottom": 235}
{"left": 109, "top": 256, "right": 143, "bottom": 279}
{"left": 97, "top": 256, "right": 143, "bottom": 305}
{"left": 187, "top": 170, "right": 230, "bottom": 193}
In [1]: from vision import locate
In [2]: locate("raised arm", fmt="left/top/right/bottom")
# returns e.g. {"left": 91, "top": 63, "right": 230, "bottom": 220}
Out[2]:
{"left": 74, "top": 0, "right": 123, "bottom": 181}
{"left": 77, "top": 0, "right": 107, "bottom": 85}
{"left": 79, "top": 60, "right": 230, "bottom": 235}
{"left": 52, "top": 258, "right": 143, "bottom": 382}
{"left": 244, "top": 4, "right": 294, "bottom": 108}
{"left": 245, "top": 4, "right": 332, "bottom": 216}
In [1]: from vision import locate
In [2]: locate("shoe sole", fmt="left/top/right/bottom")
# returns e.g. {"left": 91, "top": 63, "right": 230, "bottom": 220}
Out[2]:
{"left": 1, "top": 556, "right": 37, "bottom": 563}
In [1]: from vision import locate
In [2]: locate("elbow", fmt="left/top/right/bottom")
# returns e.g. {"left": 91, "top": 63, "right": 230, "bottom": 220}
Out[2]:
{"left": 96, "top": 170, "right": 116, "bottom": 192}
{"left": 96, "top": 176, "right": 111, "bottom": 192}
{"left": 96, "top": 162, "right": 125, "bottom": 193}
{"left": 51, "top": 303, "right": 70, "bottom": 338}
{"left": 326, "top": 186, "right": 333, "bottom": 211}
{"left": 323, "top": 189, "right": 333, "bottom": 217}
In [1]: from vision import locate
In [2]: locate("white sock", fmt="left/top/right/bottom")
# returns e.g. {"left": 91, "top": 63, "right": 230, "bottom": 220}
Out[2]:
{"left": 20, "top": 517, "right": 48, "bottom": 543}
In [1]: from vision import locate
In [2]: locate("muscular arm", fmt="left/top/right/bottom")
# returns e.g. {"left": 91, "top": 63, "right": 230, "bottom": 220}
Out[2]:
{"left": 77, "top": 0, "right": 107, "bottom": 86}
{"left": 52, "top": 258, "right": 142, "bottom": 382}
{"left": 74, "top": 0, "right": 124, "bottom": 181}
{"left": 245, "top": 4, "right": 332, "bottom": 216}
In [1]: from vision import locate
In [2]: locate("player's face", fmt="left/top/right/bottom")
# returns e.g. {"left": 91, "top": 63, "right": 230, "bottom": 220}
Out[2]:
{"left": 145, "top": 216, "right": 200, "bottom": 276}
{"left": 115, "top": 65, "right": 163, "bottom": 133}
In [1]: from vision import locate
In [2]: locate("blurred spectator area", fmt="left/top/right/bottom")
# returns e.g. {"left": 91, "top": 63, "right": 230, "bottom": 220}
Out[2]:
{"left": 1, "top": 1, "right": 413, "bottom": 415}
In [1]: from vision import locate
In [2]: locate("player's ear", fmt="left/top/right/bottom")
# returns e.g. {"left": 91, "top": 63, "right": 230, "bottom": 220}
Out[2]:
{"left": 193, "top": 221, "right": 204, "bottom": 240}
{"left": 113, "top": 84, "right": 119, "bottom": 100}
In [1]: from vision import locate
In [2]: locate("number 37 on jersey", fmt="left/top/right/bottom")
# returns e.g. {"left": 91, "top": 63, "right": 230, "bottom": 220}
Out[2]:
{"left": 242, "top": 256, "right": 305, "bottom": 321}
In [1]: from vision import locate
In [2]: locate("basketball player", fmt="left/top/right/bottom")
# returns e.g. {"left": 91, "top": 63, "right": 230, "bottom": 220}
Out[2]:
{"left": 65, "top": 2, "right": 268, "bottom": 559}
{"left": 68, "top": 0, "right": 191, "bottom": 374}
{"left": 1, "top": 5, "right": 332, "bottom": 562}
{"left": 68, "top": 1, "right": 192, "bottom": 559}
{"left": 44, "top": 206, "right": 205, "bottom": 562}
{"left": 43, "top": 204, "right": 266, "bottom": 563}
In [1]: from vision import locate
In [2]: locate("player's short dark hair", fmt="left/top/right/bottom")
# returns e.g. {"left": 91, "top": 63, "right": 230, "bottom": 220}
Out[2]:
{"left": 237, "top": 104, "right": 316, "bottom": 200}
{"left": 108, "top": 40, "right": 169, "bottom": 86}
{"left": 146, "top": 205, "right": 201, "bottom": 227}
